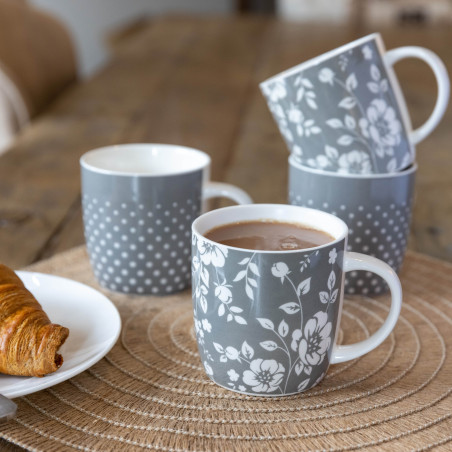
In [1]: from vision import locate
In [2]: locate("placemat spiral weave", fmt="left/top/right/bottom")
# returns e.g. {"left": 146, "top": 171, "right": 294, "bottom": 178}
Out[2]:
{"left": 1, "top": 246, "right": 451, "bottom": 451}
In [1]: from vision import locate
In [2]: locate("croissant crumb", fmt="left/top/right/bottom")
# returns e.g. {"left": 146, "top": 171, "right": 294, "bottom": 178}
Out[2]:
{"left": 0, "top": 264, "right": 69, "bottom": 377}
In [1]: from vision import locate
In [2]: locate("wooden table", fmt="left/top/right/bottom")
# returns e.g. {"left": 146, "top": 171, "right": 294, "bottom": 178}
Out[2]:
{"left": 0, "top": 15, "right": 451, "bottom": 269}
{"left": 0, "top": 15, "right": 451, "bottom": 451}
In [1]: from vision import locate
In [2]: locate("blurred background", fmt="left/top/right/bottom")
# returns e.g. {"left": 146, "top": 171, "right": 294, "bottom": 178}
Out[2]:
{"left": 25, "top": 0, "right": 452, "bottom": 77}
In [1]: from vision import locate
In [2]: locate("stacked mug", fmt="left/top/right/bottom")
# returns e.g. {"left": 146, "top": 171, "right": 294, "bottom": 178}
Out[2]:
{"left": 261, "top": 33, "right": 450, "bottom": 295}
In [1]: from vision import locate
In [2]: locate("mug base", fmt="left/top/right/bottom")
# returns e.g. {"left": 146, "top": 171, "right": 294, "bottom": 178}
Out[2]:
{"left": 204, "top": 372, "right": 325, "bottom": 398}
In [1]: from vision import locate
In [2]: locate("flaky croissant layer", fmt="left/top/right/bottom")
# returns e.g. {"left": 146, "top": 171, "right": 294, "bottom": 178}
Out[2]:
{"left": 0, "top": 264, "right": 69, "bottom": 377}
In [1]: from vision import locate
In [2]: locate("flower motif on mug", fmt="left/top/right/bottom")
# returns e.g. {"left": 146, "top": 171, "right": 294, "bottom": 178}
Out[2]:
{"left": 318, "top": 67, "right": 335, "bottom": 85}
{"left": 359, "top": 99, "right": 402, "bottom": 158}
{"left": 287, "top": 104, "right": 304, "bottom": 124}
{"left": 328, "top": 248, "right": 338, "bottom": 265}
{"left": 338, "top": 150, "right": 372, "bottom": 174}
{"left": 362, "top": 45, "right": 373, "bottom": 60}
{"left": 292, "top": 312, "right": 332, "bottom": 370}
{"left": 197, "top": 240, "right": 228, "bottom": 267}
{"left": 242, "top": 359, "right": 285, "bottom": 393}
{"left": 214, "top": 282, "right": 233, "bottom": 304}
{"left": 202, "top": 319, "right": 212, "bottom": 333}
{"left": 271, "top": 262, "right": 290, "bottom": 282}
{"left": 264, "top": 80, "right": 287, "bottom": 102}
{"left": 227, "top": 369, "right": 240, "bottom": 382}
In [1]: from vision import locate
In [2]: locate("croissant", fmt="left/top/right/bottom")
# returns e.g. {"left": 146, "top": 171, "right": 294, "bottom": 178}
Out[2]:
{"left": 0, "top": 264, "right": 69, "bottom": 377}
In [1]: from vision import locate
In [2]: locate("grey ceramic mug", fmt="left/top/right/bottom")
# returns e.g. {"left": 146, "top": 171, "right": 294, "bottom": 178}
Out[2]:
{"left": 260, "top": 32, "right": 449, "bottom": 174}
{"left": 289, "top": 156, "right": 416, "bottom": 295}
{"left": 81, "top": 144, "right": 252, "bottom": 295}
{"left": 192, "top": 204, "right": 402, "bottom": 396}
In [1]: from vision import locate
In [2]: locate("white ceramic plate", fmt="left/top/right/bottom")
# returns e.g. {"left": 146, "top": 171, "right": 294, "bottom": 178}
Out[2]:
{"left": 0, "top": 272, "right": 121, "bottom": 398}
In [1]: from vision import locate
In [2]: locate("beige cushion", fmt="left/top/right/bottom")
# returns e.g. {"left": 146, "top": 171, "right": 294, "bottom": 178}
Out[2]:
{"left": 0, "top": 0, "right": 76, "bottom": 118}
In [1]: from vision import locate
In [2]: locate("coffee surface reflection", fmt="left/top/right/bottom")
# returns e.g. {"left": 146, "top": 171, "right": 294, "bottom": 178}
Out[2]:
{"left": 204, "top": 220, "right": 334, "bottom": 251}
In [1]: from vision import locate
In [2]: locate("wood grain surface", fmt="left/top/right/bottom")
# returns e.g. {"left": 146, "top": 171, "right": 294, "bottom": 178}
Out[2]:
{"left": 0, "top": 15, "right": 451, "bottom": 269}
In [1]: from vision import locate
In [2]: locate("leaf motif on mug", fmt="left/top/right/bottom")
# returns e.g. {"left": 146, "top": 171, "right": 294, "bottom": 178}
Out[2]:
{"left": 326, "top": 118, "right": 343, "bottom": 129}
{"left": 225, "top": 346, "right": 240, "bottom": 361}
{"left": 200, "top": 296, "right": 208, "bottom": 313}
{"left": 233, "top": 270, "right": 247, "bottom": 282}
{"left": 367, "top": 81, "right": 379, "bottom": 94}
{"left": 296, "top": 87, "right": 305, "bottom": 102}
{"left": 257, "top": 318, "right": 274, "bottom": 330}
{"left": 387, "top": 158, "right": 397, "bottom": 172}
{"left": 319, "top": 291, "right": 330, "bottom": 304}
{"left": 218, "top": 303, "right": 225, "bottom": 317}
{"left": 337, "top": 135, "right": 354, "bottom": 146}
{"left": 344, "top": 115, "right": 356, "bottom": 130}
{"left": 260, "top": 340, "right": 278, "bottom": 351}
{"left": 345, "top": 73, "right": 357, "bottom": 91}
{"left": 301, "top": 78, "right": 314, "bottom": 89}
{"left": 248, "top": 278, "right": 258, "bottom": 288}
{"left": 295, "top": 361, "right": 304, "bottom": 376}
{"left": 306, "top": 97, "right": 318, "bottom": 110}
{"left": 200, "top": 267, "right": 209, "bottom": 287}
{"left": 238, "top": 258, "right": 250, "bottom": 265}
{"left": 234, "top": 316, "right": 247, "bottom": 325}
{"left": 330, "top": 288, "right": 339, "bottom": 303}
{"left": 328, "top": 271, "right": 336, "bottom": 291}
{"left": 297, "top": 378, "right": 310, "bottom": 391}
{"left": 325, "top": 145, "right": 339, "bottom": 159}
{"left": 297, "top": 277, "right": 311, "bottom": 296}
{"left": 213, "top": 342, "right": 224, "bottom": 354}
{"left": 279, "top": 302, "right": 301, "bottom": 314}
{"left": 242, "top": 341, "right": 254, "bottom": 359}
{"left": 371, "top": 64, "right": 381, "bottom": 81}
{"left": 338, "top": 97, "right": 356, "bottom": 109}
{"left": 245, "top": 284, "right": 254, "bottom": 300}
{"left": 278, "top": 320, "right": 289, "bottom": 338}
{"left": 249, "top": 263, "right": 260, "bottom": 277}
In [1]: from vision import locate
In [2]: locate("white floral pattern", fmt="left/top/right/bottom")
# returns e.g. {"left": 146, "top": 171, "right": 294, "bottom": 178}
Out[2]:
{"left": 261, "top": 40, "right": 412, "bottom": 173}
{"left": 242, "top": 359, "right": 285, "bottom": 393}
{"left": 359, "top": 99, "right": 402, "bottom": 158}
{"left": 193, "top": 233, "right": 343, "bottom": 394}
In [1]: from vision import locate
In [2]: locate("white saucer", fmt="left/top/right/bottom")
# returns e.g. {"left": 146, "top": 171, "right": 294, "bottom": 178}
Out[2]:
{"left": 0, "top": 272, "right": 121, "bottom": 398}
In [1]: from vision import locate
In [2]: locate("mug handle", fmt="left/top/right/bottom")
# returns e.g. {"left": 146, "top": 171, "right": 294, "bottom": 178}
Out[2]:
{"left": 203, "top": 181, "right": 252, "bottom": 205}
{"left": 384, "top": 46, "right": 450, "bottom": 145}
{"left": 330, "top": 252, "right": 402, "bottom": 364}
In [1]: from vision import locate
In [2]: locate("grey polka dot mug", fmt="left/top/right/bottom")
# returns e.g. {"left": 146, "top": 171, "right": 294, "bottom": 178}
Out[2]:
{"left": 81, "top": 144, "right": 252, "bottom": 295}
{"left": 289, "top": 156, "right": 416, "bottom": 295}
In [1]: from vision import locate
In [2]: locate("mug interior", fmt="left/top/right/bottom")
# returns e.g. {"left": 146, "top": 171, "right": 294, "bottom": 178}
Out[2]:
{"left": 80, "top": 144, "right": 210, "bottom": 177}
{"left": 193, "top": 204, "right": 347, "bottom": 253}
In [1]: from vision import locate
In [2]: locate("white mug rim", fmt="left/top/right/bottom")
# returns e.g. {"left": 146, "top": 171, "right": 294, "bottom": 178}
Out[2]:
{"left": 80, "top": 143, "right": 211, "bottom": 177}
{"left": 260, "top": 32, "right": 382, "bottom": 87}
{"left": 192, "top": 203, "right": 348, "bottom": 255}
{"left": 289, "top": 155, "right": 418, "bottom": 180}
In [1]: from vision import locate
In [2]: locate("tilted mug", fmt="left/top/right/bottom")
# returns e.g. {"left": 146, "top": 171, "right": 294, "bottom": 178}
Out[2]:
{"left": 260, "top": 32, "right": 449, "bottom": 174}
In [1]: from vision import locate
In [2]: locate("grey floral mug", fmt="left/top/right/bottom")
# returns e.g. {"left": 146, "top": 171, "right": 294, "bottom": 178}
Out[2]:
{"left": 192, "top": 204, "right": 402, "bottom": 396}
{"left": 81, "top": 144, "right": 252, "bottom": 296}
{"left": 260, "top": 32, "right": 449, "bottom": 174}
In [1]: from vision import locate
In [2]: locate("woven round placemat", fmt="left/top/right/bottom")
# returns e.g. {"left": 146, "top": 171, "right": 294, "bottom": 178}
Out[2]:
{"left": 1, "top": 246, "right": 451, "bottom": 451}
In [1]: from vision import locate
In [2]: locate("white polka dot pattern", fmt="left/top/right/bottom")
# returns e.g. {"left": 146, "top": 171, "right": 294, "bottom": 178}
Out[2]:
{"left": 83, "top": 195, "right": 200, "bottom": 295}
{"left": 290, "top": 192, "right": 412, "bottom": 294}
